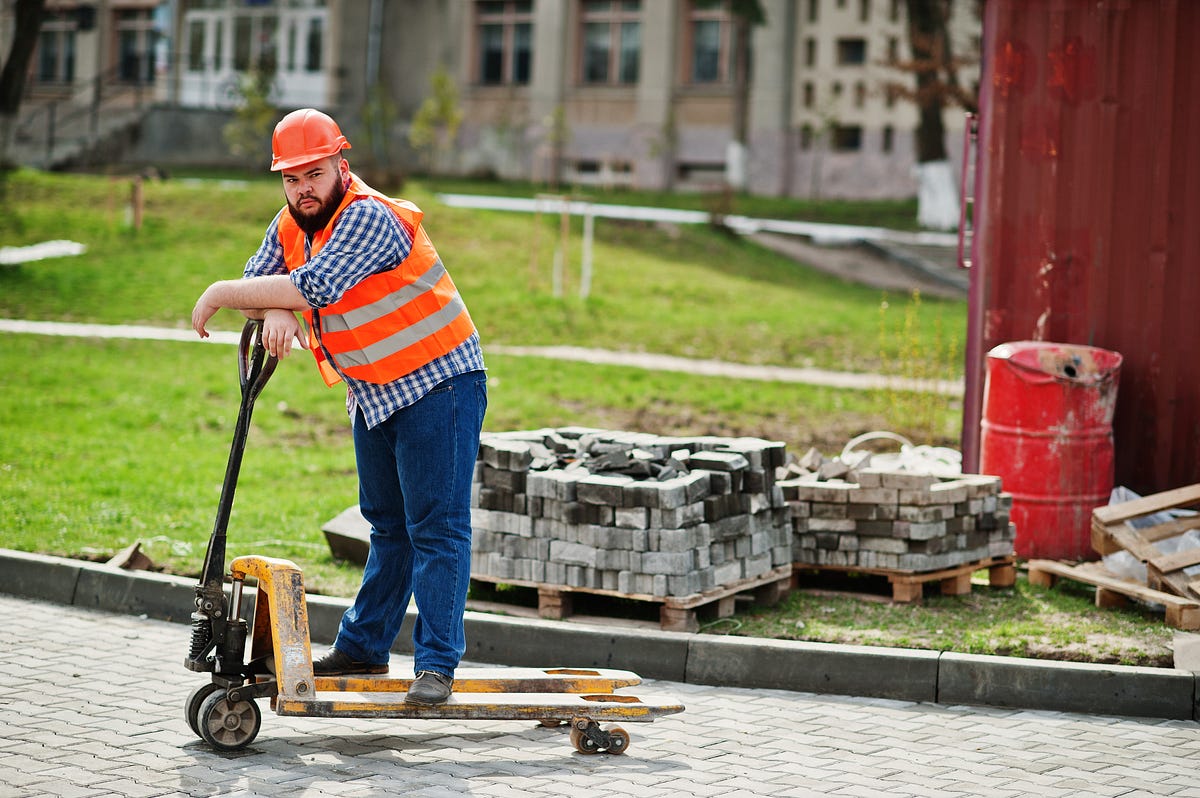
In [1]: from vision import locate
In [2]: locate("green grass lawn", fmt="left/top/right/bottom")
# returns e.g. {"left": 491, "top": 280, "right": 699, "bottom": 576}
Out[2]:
{"left": 0, "top": 169, "right": 1175, "bottom": 666}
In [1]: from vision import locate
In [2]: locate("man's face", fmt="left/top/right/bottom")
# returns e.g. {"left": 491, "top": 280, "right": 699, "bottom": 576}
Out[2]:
{"left": 282, "top": 155, "right": 347, "bottom": 234}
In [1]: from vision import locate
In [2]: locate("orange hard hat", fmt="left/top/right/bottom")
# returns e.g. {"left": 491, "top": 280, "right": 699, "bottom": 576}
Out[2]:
{"left": 270, "top": 108, "right": 351, "bottom": 171}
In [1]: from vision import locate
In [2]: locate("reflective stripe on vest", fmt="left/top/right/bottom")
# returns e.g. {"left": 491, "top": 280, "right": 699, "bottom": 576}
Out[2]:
{"left": 276, "top": 175, "right": 475, "bottom": 386}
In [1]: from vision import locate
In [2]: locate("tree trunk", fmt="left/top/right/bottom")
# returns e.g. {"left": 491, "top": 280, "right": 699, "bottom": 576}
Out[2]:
{"left": 727, "top": 14, "right": 752, "bottom": 191}
{"left": 726, "top": 0, "right": 764, "bottom": 193}
{"left": 905, "top": 0, "right": 959, "bottom": 230}
{"left": 0, "top": 0, "right": 49, "bottom": 167}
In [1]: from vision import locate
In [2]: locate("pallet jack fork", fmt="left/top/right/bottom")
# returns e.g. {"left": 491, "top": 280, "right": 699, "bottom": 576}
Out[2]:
{"left": 182, "top": 321, "right": 684, "bottom": 753}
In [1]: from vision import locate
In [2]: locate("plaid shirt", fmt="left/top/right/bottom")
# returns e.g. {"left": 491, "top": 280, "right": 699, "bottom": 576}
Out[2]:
{"left": 244, "top": 196, "right": 484, "bottom": 429}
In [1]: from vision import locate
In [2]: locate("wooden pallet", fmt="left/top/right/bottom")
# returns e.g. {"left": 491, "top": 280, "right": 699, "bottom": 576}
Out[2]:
{"left": 1027, "top": 559, "right": 1200, "bottom": 630}
{"left": 1091, "top": 484, "right": 1200, "bottom": 601}
{"left": 470, "top": 566, "right": 793, "bottom": 633}
{"left": 792, "top": 555, "right": 1017, "bottom": 604}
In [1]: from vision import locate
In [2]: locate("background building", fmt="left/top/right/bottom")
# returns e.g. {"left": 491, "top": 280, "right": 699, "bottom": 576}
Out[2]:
{"left": 6, "top": 0, "right": 980, "bottom": 201}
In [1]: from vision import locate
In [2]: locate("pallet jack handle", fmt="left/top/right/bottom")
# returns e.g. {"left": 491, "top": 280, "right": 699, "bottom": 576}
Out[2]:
{"left": 187, "top": 320, "right": 277, "bottom": 669}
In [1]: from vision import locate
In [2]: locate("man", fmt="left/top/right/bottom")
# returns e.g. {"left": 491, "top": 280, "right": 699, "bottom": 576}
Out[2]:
{"left": 192, "top": 108, "right": 486, "bottom": 705}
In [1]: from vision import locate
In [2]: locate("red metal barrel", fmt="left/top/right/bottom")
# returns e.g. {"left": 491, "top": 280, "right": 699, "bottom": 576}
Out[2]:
{"left": 979, "top": 341, "right": 1122, "bottom": 560}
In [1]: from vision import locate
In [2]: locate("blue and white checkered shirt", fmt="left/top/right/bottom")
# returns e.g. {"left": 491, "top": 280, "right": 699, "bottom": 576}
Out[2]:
{"left": 244, "top": 196, "right": 484, "bottom": 429}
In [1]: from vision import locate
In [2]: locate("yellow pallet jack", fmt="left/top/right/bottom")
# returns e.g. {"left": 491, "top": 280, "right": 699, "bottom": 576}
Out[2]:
{"left": 182, "top": 321, "right": 684, "bottom": 753}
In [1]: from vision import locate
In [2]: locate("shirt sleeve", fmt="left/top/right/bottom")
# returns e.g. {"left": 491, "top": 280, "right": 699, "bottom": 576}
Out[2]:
{"left": 243, "top": 211, "right": 287, "bottom": 278}
{"left": 288, "top": 198, "right": 413, "bottom": 309}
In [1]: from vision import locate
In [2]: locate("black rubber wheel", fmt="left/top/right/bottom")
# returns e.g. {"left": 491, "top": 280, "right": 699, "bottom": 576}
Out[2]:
{"left": 606, "top": 727, "right": 630, "bottom": 755}
{"left": 197, "top": 689, "right": 262, "bottom": 751}
{"left": 184, "top": 682, "right": 221, "bottom": 738}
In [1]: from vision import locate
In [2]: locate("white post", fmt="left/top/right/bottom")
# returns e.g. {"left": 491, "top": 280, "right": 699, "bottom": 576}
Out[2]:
{"left": 552, "top": 196, "right": 569, "bottom": 298}
{"left": 580, "top": 205, "right": 594, "bottom": 300}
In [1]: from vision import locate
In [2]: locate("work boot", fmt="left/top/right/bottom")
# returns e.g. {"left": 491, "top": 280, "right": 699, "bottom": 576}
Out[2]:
{"left": 312, "top": 648, "right": 388, "bottom": 676}
{"left": 406, "top": 670, "right": 453, "bottom": 705}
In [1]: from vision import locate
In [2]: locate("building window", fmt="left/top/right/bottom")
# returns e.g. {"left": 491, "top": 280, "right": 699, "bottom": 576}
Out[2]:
{"left": 804, "top": 37, "right": 816, "bottom": 67}
{"left": 477, "top": 0, "right": 533, "bottom": 86}
{"left": 306, "top": 17, "right": 324, "bottom": 71}
{"left": 799, "top": 124, "right": 814, "bottom": 150}
{"left": 860, "top": 0, "right": 871, "bottom": 23}
{"left": 890, "top": 0, "right": 901, "bottom": 22}
{"left": 882, "top": 125, "right": 894, "bottom": 153}
{"left": 581, "top": 1, "right": 641, "bottom": 85}
{"left": 803, "top": 81, "right": 815, "bottom": 108}
{"left": 117, "top": 9, "right": 156, "bottom": 83}
{"left": 688, "top": 0, "right": 732, "bottom": 84}
{"left": 231, "top": 10, "right": 278, "bottom": 73}
{"left": 186, "top": 20, "right": 205, "bottom": 71}
{"left": 854, "top": 80, "right": 865, "bottom": 107}
{"left": 833, "top": 125, "right": 862, "bottom": 151}
{"left": 808, "top": 0, "right": 819, "bottom": 23}
{"left": 836, "top": 38, "right": 867, "bottom": 65}
{"left": 37, "top": 13, "right": 77, "bottom": 83}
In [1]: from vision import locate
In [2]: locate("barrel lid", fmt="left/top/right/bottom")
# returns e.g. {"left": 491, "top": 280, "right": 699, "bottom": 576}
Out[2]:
{"left": 988, "top": 341, "right": 1122, "bottom": 381}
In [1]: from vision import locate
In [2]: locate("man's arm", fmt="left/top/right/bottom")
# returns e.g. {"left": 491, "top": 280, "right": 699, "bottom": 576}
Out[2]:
{"left": 192, "top": 274, "right": 310, "bottom": 339}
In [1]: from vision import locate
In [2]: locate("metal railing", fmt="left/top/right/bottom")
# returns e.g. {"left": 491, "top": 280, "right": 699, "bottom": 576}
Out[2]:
{"left": 16, "top": 59, "right": 153, "bottom": 167}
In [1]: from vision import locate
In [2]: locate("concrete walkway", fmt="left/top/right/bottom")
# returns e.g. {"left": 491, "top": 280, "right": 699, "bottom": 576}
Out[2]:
{"left": 0, "top": 319, "right": 962, "bottom": 396}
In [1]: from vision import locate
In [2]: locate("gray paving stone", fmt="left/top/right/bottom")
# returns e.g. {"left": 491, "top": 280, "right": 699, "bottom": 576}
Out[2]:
{"left": 4, "top": 594, "right": 1200, "bottom": 798}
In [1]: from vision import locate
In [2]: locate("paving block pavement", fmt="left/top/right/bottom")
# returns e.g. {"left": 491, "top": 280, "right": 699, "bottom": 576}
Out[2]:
{"left": 4, "top": 593, "right": 1200, "bottom": 798}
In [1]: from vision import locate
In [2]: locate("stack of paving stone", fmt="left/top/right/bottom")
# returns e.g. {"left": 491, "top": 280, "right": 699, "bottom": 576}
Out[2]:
{"left": 471, "top": 427, "right": 792, "bottom": 599}
{"left": 781, "top": 456, "right": 1016, "bottom": 572}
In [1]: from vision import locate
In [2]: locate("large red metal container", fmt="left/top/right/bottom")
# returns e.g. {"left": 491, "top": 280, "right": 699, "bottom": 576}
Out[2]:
{"left": 980, "top": 341, "right": 1122, "bottom": 560}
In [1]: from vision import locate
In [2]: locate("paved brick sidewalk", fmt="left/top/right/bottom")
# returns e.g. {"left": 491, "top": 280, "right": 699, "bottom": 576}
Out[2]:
{"left": 3, "top": 594, "right": 1200, "bottom": 798}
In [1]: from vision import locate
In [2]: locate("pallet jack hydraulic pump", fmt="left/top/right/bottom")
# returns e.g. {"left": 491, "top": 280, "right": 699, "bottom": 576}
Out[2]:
{"left": 182, "top": 320, "right": 684, "bottom": 753}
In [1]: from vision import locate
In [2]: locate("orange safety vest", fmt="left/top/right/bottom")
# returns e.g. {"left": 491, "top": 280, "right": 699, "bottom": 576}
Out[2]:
{"left": 277, "top": 176, "right": 476, "bottom": 386}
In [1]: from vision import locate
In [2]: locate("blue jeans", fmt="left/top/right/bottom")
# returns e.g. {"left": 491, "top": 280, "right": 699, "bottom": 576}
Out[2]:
{"left": 333, "top": 370, "right": 487, "bottom": 677}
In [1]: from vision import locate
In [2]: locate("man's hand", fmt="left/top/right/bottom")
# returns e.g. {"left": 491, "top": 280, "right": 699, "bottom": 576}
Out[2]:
{"left": 261, "top": 309, "right": 309, "bottom": 358}
{"left": 191, "top": 285, "right": 223, "bottom": 339}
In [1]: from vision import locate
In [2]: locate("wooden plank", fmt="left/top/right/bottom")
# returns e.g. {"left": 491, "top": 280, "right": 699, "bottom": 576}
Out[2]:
{"left": 1092, "top": 483, "right": 1200, "bottom": 525}
{"left": 1026, "top": 559, "right": 1200, "bottom": 630}
{"left": 1138, "top": 517, "right": 1200, "bottom": 544}
{"left": 1104, "top": 523, "right": 1160, "bottom": 561}
{"left": 1149, "top": 548, "right": 1200, "bottom": 575}
{"left": 472, "top": 566, "right": 792, "bottom": 632}
{"left": 278, "top": 690, "right": 686, "bottom": 722}
{"left": 794, "top": 556, "right": 1017, "bottom": 605}
{"left": 659, "top": 606, "right": 698, "bottom": 633}
{"left": 1167, "top": 604, "right": 1200, "bottom": 631}
{"left": 314, "top": 667, "right": 643, "bottom": 695}
{"left": 1093, "top": 520, "right": 1200, "bottom": 601}
{"left": 538, "top": 587, "right": 573, "bottom": 620}
{"left": 940, "top": 572, "right": 973, "bottom": 597}
{"left": 1091, "top": 523, "right": 1123, "bottom": 556}
{"left": 1095, "top": 587, "right": 1131, "bottom": 609}
{"left": 989, "top": 562, "right": 1018, "bottom": 588}
{"left": 1027, "top": 567, "right": 1056, "bottom": 589}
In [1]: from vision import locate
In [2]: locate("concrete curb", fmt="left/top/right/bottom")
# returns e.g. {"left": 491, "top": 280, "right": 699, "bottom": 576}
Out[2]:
{"left": 2, "top": 548, "right": 1195, "bottom": 721}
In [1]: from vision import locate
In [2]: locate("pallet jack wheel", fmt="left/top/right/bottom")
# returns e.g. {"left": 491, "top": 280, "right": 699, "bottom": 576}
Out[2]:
{"left": 185, "top": 682, "right": 221, "bottom": 738}
{"left": 605, "top": 727, "right": 630, "bottom": 755}
{"left": 568, "top": 716, "right": 628, "bottom": 755}
{"left": 197, "top": 689, "right": 262, "bottom": 751}
{"left": 569, "top": 723, "right": 602, "bottom": 755}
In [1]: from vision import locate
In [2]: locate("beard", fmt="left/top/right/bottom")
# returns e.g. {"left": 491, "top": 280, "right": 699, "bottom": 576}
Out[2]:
{"left": 287, "top": 177, "right": 347, "bottom": 235}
